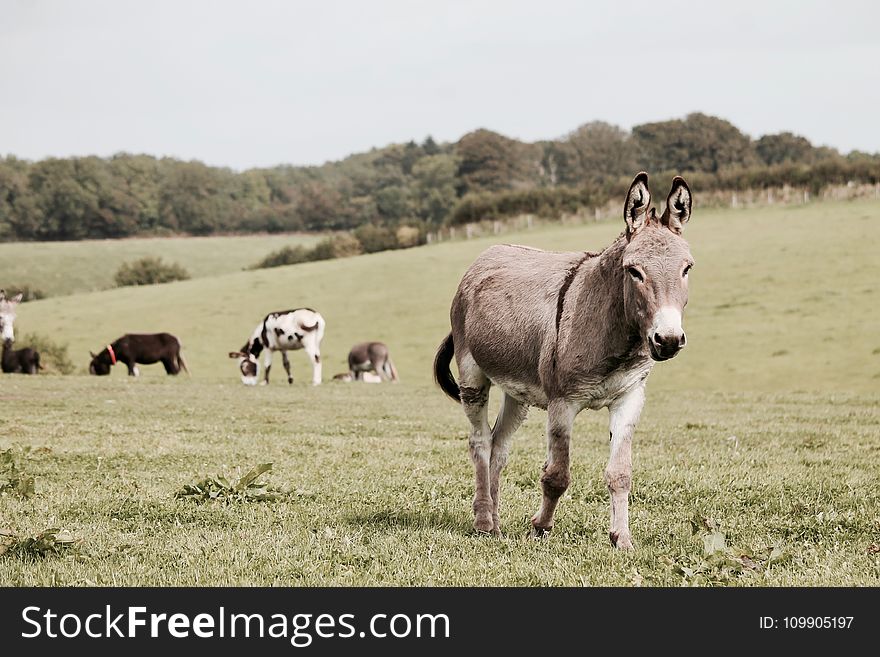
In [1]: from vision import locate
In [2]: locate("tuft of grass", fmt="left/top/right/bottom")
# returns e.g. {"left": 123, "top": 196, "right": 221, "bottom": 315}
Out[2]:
{"left": 175, "top": 463, "right": 282, "bottom": 503}
{"left": 0, "top": 448, "right": 36, "bottom": 499}
{"left": 0, "top": 528, "right": 78, "bottom": 559}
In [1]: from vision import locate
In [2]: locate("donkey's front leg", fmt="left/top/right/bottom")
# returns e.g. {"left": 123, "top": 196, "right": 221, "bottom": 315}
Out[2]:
{"left": 532, "top": 399, "right": 576, "bottom": 535}
{"left": 605, "top": 385, "right": 645, "bottom": 550}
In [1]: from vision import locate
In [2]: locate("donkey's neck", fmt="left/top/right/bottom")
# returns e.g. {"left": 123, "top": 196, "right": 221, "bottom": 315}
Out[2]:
{"left": 565, "top": 236, "right": 640, "bottom": 360}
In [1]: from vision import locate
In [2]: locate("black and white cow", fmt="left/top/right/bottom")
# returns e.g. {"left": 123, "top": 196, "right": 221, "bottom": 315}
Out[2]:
{"left": 229, "top": 308, "right": 325, "bottom": 386}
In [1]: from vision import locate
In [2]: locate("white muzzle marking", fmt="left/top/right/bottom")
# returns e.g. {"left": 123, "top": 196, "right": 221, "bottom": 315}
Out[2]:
{"left": 650, "top": 305, "right": 683, "bottom": 339}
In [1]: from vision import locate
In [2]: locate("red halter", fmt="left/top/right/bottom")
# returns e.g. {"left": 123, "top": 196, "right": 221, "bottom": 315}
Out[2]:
{"left": 107, "top": 344, "right": 117, "bottom": 365}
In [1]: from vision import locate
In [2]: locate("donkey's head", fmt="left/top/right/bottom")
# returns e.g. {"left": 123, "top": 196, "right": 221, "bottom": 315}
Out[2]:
{"left": 88, "top": 349, "right": 112, "bottom": 375}
{"left": 0, "top": 290, "right": 23, "bottom": 343}
{"left": 621, "top": 173, "right": 694, "bottom": 362}
{"left": 228, "top": 337, "right": 263, "bottom": 385}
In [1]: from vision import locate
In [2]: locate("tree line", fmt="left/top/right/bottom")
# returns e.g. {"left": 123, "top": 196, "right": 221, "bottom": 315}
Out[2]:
{"left": 1, "top": 113, "right": 878, "bottom": 242}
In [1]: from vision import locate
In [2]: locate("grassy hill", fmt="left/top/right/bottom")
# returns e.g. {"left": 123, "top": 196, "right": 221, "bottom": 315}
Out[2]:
{"left": 0, "top": 232, "right": 321, "bottom": 297}
{"left": 2, "top": 197, "right": 878, "bottom": 586}
{"left": 11, "top": 197, "right": 880, "bottom": 392}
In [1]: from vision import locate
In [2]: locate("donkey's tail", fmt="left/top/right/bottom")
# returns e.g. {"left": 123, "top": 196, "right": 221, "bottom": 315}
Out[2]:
{"left": 385, "top": 356, "right": 400, "bottom": 382}
{"left": 434, "top": 333, "right": 460, "bottom": 403}
{"left": 177, "top": 350, "right": 191, "bottom": 376}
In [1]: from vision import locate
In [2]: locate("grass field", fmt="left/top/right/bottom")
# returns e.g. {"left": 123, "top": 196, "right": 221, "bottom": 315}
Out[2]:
{"left": 1, "top": 198, "right": 879, "bottom": 586}
{"left": 0, "top": 232, "right": 321, "bottom": 297}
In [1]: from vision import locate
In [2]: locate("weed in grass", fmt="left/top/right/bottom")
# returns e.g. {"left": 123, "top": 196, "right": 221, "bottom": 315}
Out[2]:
{"left": 175, "top": 463, "right": 282, "bottom": 503}
{"left": 0, "top": 448, "right": 36, "bottom": 499}
{"left": 0, "top": 528, "right": 78, "bottom": 559}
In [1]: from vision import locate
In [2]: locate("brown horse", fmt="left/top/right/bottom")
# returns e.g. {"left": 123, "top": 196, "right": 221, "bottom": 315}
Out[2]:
{"left": 434, "top": 172, "right": 694, "bottom": 548}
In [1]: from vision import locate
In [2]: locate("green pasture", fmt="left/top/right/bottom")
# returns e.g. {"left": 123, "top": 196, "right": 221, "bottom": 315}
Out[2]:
{"left": 0, "top": 232, "right": 320, "bottom": 297}
{"left": 1, "top": 197, "right": 879, "bottom": 585}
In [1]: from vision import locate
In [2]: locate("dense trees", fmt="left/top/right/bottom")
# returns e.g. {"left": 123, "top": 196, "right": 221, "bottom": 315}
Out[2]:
{"left": 0, "top": 114, "right": 878, "bottom": 243}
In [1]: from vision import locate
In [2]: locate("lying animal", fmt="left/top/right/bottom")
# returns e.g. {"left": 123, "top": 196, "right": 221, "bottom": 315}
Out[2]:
{"left": 347, "top": 341, "right": 399, "bottom": 382}
{"left": 332, "top": 371, "right": 382, "bottom": 383}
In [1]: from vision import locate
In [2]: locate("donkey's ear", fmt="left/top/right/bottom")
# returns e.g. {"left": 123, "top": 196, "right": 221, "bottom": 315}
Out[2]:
{"left": 89, "top": 351, "right": 97, "bottom": 358}
{"left": 8, "top": 293, "right": 22, "bottom": 304}
{"left": 662, "top": 176, "right": 692, "bottom": 234}
{"left": 228, "top": 351, "right": 245, "bottom": 359}
{"left": 624, "top": 172, "right": 651, "bottom": 237}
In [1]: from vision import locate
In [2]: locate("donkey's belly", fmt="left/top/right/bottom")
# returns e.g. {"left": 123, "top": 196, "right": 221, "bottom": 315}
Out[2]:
{"left": 490, "top": 375, "right": 549, "bottom": 409}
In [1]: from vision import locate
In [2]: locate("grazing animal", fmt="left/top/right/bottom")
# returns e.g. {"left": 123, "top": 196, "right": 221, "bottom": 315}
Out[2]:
{"left": 2, "top": 339, "right": 41, "bottom": 374}
{"left": 347, "top": 341, "right": 399, "bottom": 382}
{"left": 89, "top": 333, "right": 190, "bottom": 376}
{"left": 332, "top": 371, "right": 382, "bottom": 383}
{"left": 434, "top": 173, "right": 694, "bottom": 549}
{"left": 0, "top": 290, "right": 23, "bottom": 343}
{"left": 228, "top": 308, "right": 325, "bottom": 386}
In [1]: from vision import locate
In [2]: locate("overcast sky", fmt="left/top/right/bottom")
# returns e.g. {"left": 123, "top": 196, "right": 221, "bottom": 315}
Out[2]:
{"left": 1, "top": 0, "right": 877, "bottom": 170}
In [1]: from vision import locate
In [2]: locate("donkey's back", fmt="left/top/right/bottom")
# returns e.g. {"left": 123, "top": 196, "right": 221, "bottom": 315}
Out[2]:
{"left": 451, "top": 244, "right": 587, "bottom": 400}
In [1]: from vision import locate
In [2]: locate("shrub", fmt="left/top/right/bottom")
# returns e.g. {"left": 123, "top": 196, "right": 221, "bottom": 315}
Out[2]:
{"left": 1, "top": 285, "right": 46, "bottom": 302}
{"left": 251, "top": 245, "right": 311, "bottom": 269}
{"left": 251, "top": 234, "right": 363, "bottom": 269}
{"left": 395, "top": 225, "right": 422, "bottom": 248}
{"left": 324, "top": 232, "right": 363, "bottom": 259}
{"left": 15, "top": 332, "right": 76, "bottom": 375}
{"left": 114, "top": 257, "right": 190, "bottom": 287}
{"left": 354, "top": 224, "right": 399, "bottom": 253}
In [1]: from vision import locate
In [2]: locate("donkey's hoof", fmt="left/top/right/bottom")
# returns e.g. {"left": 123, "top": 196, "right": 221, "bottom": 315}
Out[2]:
{"left": 530, "top": 518, "right": 552, "bottom": 538}
{"left": 609, "top": 531, "right": 634, "bottom": 550}
{"left": 287, "top": 378, "right": 293, "bottom": 385}
{"left": 473, "top": 515, "right": 495, "bottom": 534}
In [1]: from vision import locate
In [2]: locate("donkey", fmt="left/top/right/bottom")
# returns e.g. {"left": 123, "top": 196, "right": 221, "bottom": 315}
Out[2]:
{"left": 89, "top": 333, "right": 190, "bottom": 376}
{"left": 228, "top": 308, "right": 325, "bottom": 385}
{"left": 0, "top": 290, "right": 23, "bottom": 343}
{"left": 347, "top": 341, "right": 399, "bottom": 382}
{"left": 2, "top": 339, "right": 41, "bottom": 374}
{"left": 434, "top": 172, "right": 694, "bottom": 549}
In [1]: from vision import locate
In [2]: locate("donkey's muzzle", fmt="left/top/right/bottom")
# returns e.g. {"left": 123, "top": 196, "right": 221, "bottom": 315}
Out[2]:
{"left": 649, "top": 331, "right": 686, "bottom": 361}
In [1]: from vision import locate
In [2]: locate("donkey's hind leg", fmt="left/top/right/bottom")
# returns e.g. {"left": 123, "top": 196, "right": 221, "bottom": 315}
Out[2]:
{"left": 458, "top": 352, "right": 493, "bottom": 533}
{"left": 489, "top": 393, "right": 527, "bottom": 535}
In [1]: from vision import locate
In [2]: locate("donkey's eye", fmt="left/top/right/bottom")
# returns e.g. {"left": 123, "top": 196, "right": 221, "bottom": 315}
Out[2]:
{"left": 683, "top": 264, "right": 692, "bottom": 277}
{"left": 627, "top": 267, "right": 644, "bottom": 283}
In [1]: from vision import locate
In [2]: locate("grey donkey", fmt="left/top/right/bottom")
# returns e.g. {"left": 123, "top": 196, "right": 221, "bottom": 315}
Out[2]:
{"left": 434, "top": 172, "right": 694, "bottom": 548}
